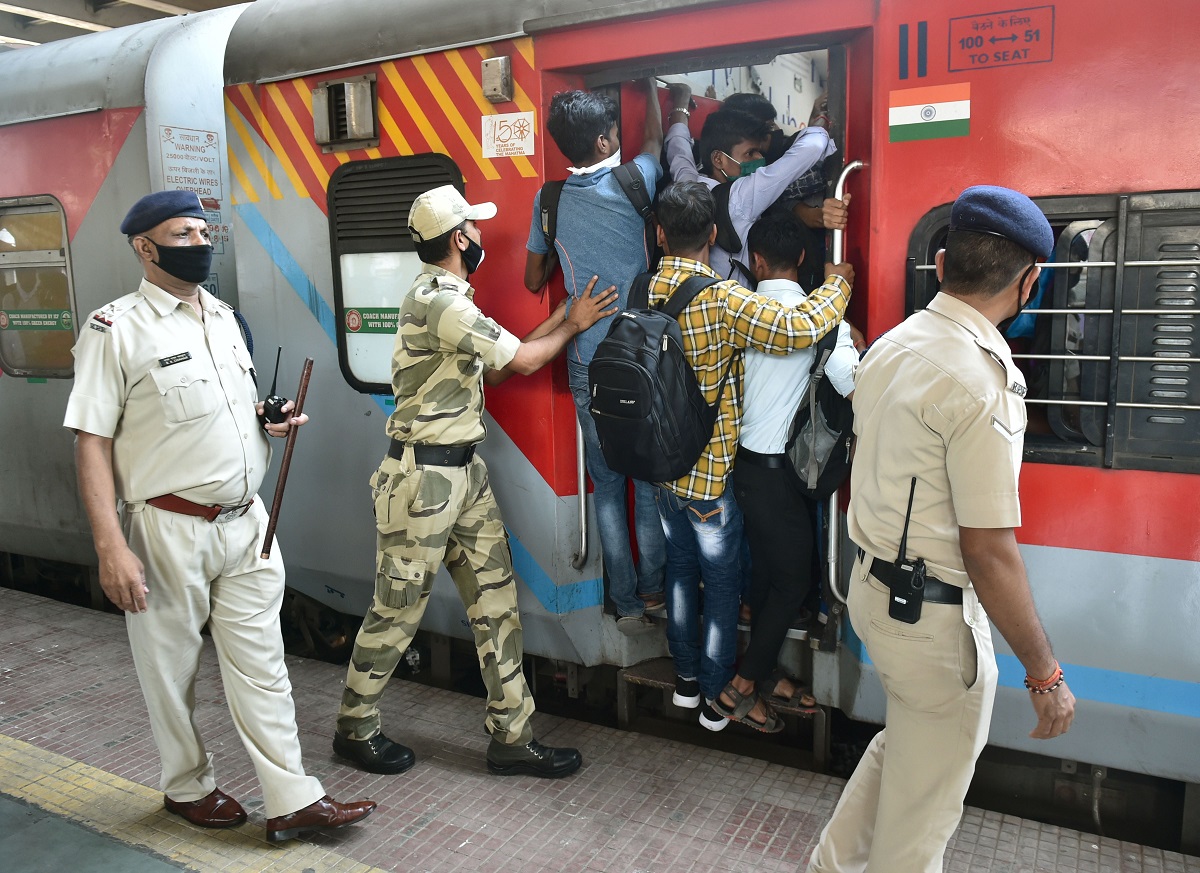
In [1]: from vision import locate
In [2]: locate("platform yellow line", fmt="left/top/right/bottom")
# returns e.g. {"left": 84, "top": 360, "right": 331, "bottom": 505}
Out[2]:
{"left": 0, "top": 733, "right": 385, "bottom": 873}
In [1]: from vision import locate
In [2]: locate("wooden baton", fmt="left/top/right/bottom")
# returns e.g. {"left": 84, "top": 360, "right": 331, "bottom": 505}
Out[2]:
{"left": 260, "top": 356, "right": 314, "bottom": 559}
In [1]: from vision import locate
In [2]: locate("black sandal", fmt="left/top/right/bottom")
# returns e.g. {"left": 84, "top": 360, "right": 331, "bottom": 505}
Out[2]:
{"left": 710, "top": 683, "right": 784, "bottom": 734}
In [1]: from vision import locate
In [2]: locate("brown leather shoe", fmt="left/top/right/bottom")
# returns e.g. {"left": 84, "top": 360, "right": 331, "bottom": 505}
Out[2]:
{"left": 163, "top": 788, "right": 247, "bottom": 829}
{"left": 265, "top": 795, "right": 376, "bottom": 843}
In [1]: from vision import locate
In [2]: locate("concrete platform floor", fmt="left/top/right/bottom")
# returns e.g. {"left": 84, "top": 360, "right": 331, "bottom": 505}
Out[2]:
{"left": 1, "top": 587, "right": 1197, "bottom": 873}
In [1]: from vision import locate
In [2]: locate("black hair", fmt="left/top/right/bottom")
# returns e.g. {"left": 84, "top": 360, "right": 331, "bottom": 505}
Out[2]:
{"left": 943, "top": 230, "right": 1036, "bottom": 297}
{"left": 747, "top": 211, "right": 806, "bottom": 272}
{"left": 413, "top": 223, "right": 461, "bottom": 266}
{"left": 723, "top": 92, "right": 777, "bottom": 124}
{"left": 698, "top": 109, "right": 771, "bottom": 174}
{"left": 655, "top": 181, "right": 716, "bottom": 254}
{"left": 545, "top": 90, "right": 619, "bottom": 165}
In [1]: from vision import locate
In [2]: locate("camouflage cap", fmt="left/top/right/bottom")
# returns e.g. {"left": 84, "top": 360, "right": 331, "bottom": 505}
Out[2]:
{"left": 408, "top": 185, "right": 497, "bottom": 243}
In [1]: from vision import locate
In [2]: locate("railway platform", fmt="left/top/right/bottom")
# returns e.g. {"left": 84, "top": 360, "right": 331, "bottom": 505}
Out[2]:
{"left": 2, "top": 587, "right": 1196, "bottom": 873}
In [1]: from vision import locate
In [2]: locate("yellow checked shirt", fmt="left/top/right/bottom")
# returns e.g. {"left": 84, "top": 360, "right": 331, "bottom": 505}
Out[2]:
{"left": 647, "top": 257, "right": 850, "bottom": 500}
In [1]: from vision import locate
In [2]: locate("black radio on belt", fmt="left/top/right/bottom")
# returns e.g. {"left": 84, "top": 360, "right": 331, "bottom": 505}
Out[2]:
{"left": 262, "top": 346, "right": 289, "bottom": 424}
{"left": 886, "top": 477, "right": 926, "bottom": 624}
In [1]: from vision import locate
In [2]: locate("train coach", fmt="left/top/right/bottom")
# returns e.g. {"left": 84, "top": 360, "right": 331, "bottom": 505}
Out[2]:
{"left": 1, "top": 0, "right": 1197, "bottom": 843}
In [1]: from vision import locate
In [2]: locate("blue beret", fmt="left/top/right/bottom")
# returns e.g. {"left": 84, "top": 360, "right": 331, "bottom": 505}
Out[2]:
{"left": 949, "top": 185, "right": 1053, "bottom": 260}
{"left": 119, "top": 190, "right": 207, "bottom": 236}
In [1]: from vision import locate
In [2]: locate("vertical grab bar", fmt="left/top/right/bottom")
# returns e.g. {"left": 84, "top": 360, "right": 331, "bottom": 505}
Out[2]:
{"left": 826, "top": 160, "right": 866, "bottom": 606}
{"left": 570, "top": 415, "right": 588, "bottom": 570}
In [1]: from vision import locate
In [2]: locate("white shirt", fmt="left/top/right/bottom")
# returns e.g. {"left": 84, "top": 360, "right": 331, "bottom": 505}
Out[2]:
{"left": 739, "top": 277, "right": 858, "bottom": 454}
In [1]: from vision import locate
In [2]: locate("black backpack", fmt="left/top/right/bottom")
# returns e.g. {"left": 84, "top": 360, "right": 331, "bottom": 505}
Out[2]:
{"left": 784, "top": 327, "right": 854, "bottom": 499}
{"left": 711, "top": 181, "right": 756, "bottom": 288}
{"left": 539, "top": 162, "right": 655, "bottom": 261}
{"left": 589, "top": 273, "right": 736, "bottom": 482}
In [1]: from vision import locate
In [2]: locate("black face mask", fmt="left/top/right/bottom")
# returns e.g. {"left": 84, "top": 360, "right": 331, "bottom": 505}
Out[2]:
{"left": 461, "top": 235, "right": 485, "bottom": 275}
{"left": 150, "top": 241, "right": 213, "bottom": 284}
{"left": 997, "top": 263, "right": 1038, "bottom": 336}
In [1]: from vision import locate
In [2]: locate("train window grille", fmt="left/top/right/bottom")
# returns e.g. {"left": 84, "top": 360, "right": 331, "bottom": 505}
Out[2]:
{"left": 906, "top": 191, "right": 1200, "bottom": 474}
{"left": 327, "top": 154, "right": 462, "bottom": 394}
{"left": 0, "top": 197, "right": 76, "bottom": 379}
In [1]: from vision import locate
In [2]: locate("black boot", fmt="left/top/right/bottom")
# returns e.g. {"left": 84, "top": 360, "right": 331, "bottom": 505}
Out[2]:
{"left": 332, "top": 733, "right": 416, "bottom": 774}
{"left": 486, "top": 737, "right": 582, "bottom": 778}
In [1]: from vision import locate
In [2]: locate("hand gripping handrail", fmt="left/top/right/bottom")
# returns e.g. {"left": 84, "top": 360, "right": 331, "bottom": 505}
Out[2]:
{"left": 826, "top": 160, "right": 866, "bottom": 606}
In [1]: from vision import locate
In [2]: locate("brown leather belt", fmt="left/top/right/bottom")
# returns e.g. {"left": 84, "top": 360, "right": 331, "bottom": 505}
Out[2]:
{"left": 147, "top": 494, "right": 254, "bottom": 523}
{"left": 387, "top": 439, "right": 475, "bottom": 467}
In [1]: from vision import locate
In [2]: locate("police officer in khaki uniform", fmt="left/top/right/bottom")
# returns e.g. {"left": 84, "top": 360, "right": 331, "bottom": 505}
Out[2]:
{"left": 333, "top": 185, "right": 616, "bottom": 778}
{"left": 65, "top": 190, "right": 375, "bottom": 843}
{"left": 806, "top": 186, "right": 1075, "bottom": 873}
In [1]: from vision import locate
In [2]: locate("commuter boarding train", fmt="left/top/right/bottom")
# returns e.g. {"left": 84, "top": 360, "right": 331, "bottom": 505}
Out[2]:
{"left": 1, "top": 0, "right": 1197, "bottom": 825}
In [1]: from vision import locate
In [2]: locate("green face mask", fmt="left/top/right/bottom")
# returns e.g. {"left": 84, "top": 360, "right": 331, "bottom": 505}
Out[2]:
{"left": 737, "top": 157, "right": 766, "bottom": 177}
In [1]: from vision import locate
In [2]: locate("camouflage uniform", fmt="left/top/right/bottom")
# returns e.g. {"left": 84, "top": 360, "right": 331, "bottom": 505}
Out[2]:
{"left": 338, "top": 264, "right": 535, "bottom": 746}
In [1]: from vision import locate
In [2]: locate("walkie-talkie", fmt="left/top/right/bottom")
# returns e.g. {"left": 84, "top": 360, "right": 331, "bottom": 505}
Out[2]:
{"left": 888, "top": 477, "right": 927, "bottom": 624}
{"left": 262, "top": 346, "right": 289, "bottom": 424}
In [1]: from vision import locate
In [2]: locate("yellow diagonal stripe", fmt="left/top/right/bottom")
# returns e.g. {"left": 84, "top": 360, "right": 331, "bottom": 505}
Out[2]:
{"left": 225, "top": 95, "right": 284, "bottom": 200}
{"left": 236, "top": 84, "right": 307, "bottom": 198}
{"left": 446, "top": 49, "right": 537, "bottom": 178}
{"left": 381, "top": 62, "right": 449, "bottom": 156}
{"left": 377, "top": 100, "right": 415, "bottom": 156}
{"left": 411, "top": 55, "right": 499, "bottom": 181}
{"left": 266, "top": 82, "right": 330, "bottom": 189}
{"left": 227, "top": 148, "right": 259, "bottom": 204}
{"left": 513, "top": 37, "right": 535, "bottom": 70}
{"left": 0, "top": 734, "right": 386, "bottom": 873}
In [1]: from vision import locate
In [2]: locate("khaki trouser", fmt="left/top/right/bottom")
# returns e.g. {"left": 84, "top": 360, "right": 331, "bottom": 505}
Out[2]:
{"left": 337, "top": 451, "right": 535, "bottom": 745}
{"left": 807, "top": 551, "right": 998, "bottom": 873}
{"left": 123, "top": 499, "right": 325, "bottom": 818}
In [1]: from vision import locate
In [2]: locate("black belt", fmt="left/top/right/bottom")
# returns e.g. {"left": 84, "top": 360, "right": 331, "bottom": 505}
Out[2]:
{"left": 867, "top": 555, "right": 963, "bottom": 605}
{"left": 388, "top": 439, "right": 475, "bottom": 467}
{"left": 736, "top": 446, "right": 788, "bottom": 469}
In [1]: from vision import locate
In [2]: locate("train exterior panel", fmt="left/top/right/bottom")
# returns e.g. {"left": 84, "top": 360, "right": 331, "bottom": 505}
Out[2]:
{"left": 1, "top": 0, "right": 1197, "bottom": 785}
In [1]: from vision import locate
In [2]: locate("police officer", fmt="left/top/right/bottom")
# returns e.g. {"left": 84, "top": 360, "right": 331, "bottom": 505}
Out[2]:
{"left": 65, "top": 190, "right": 375, "bottom": 843}
{"left": 333, "top": 185, "right": 616, "bottom": 778}
{"left": 806, "top": 186, "right": 1076, "bottom": 873}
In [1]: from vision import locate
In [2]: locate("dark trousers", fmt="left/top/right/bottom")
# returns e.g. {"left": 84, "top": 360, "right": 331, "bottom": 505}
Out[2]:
{"left": 730, "top": 455, "right": 816, "bottom": 683}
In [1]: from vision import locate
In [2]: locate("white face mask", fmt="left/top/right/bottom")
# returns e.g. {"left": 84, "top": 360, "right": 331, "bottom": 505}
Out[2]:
{"left": 567, "top": 150, "right": 623, "bottom": 175}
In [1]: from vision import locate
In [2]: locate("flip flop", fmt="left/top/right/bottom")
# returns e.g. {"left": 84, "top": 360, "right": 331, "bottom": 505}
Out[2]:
{"left": 710, "top": 683, "right": 784, "bottom": 734}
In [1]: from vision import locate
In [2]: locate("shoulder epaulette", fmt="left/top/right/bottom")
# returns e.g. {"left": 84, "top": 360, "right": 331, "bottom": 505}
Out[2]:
{"left": 87, "top": 292, "right": 142, "bottom": 332}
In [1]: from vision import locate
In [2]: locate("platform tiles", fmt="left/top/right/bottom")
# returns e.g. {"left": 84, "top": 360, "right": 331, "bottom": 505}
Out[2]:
{"left": 2, "top": 587, "right": 1197, "bottom": 873}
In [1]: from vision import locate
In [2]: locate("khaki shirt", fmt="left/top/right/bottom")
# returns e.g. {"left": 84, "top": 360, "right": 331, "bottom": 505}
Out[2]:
{"left": 386, "top": 265, "right": 519, "bottom": 446}
{"left": 847, "top": 292, "right": 1027, "bottom": 587}
{"left": 63, "top": 278, "right": 268, "bottom": 506}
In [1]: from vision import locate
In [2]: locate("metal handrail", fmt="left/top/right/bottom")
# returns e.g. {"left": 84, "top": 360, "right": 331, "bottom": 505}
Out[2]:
{"left": 827, "top": 160, "right": 866, "bottom": 607}
{"left": 570, "top": 416, "right": 588, "bottom": 570}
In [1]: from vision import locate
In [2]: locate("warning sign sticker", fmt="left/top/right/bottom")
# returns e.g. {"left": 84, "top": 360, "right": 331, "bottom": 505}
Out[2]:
{"left": 949, "top": 6, "right": 1055, "bottom": 72}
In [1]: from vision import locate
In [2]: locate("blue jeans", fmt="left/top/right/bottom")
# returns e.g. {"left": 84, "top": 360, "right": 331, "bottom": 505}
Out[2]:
{"left": 655, "top": 486, "right": 744, "bottom": 702}
{"left": 569, "top": 369, "right": 666, "bottom": 618}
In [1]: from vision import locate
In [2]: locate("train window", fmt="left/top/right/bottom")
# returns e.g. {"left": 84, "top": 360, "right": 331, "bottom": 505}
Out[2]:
{"left": 0, "top": 198, "right": 75, "bottom": 379}
{"left": 907, "top": 191, "right": 1200, "bottom": 473}
{"left": 326, "top": 154, "right": 461, "bottom": 393}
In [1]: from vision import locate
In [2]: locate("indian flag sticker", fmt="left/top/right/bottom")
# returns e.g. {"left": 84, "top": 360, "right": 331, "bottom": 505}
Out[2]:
{"left": 889, "top": 83, "right": 970, "bottom": 143}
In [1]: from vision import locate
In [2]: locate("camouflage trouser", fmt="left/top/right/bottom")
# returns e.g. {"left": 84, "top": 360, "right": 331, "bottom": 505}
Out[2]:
{"left": 337, "top": 450, "right": 535, "bottom": 746}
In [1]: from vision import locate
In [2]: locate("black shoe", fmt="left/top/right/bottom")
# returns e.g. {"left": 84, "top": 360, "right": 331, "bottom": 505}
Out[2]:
{"left": 672, "top": 676, "right": 701, "bottom": 709}
{"left": 486, "top": 738, "right": 582, "bottom": 778}
{"left": 332, "top": 733, "right": 416, "bottom": 775}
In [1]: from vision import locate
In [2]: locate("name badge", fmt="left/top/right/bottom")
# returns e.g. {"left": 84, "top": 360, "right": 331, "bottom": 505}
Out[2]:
{"left": 159, "top": 352, "right": 192, "bottom": 368}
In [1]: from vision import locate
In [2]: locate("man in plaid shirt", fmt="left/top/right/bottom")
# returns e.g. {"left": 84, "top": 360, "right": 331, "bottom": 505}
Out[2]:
{"left": 648, "top": 181, "right": 854, "bottom": 730}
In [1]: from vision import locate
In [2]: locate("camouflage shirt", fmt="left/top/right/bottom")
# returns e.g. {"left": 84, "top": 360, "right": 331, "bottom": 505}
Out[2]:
{"left": 386, "top": 264, "right": 519, "bottom": 446}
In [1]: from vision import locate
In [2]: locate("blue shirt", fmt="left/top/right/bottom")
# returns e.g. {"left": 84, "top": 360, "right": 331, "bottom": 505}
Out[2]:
{"left": 526, "top": 152, "right": 662, "bottom": 367}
